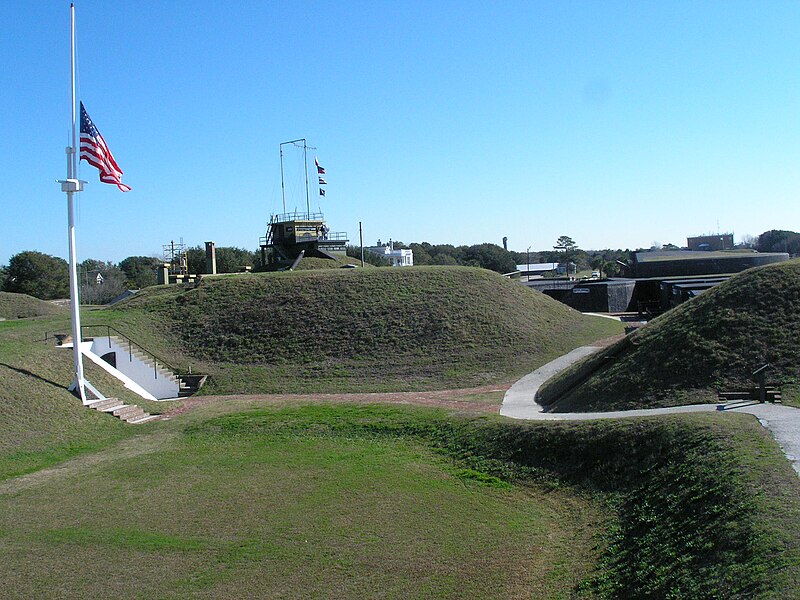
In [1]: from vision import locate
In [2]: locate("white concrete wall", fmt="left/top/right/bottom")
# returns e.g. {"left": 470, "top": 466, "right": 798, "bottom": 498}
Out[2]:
{"left": 89, "top": 337, "right": 179, "bottom": 399}
{"left": 80, "top": 341, "right": 157, "bottom": 401}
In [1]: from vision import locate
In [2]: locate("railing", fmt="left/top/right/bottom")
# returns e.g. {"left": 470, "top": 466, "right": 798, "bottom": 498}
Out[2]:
{"left": 262, "top": 232, "right": 348, "bottom": 245}
{"left": 80, "top": 324, "right": 182, "bottom": 381}
{"left": 752, "top": 363, "right": 771, "bottom": 404}
{"left": 271, "top": 211, "right": 324, "bottom": 223}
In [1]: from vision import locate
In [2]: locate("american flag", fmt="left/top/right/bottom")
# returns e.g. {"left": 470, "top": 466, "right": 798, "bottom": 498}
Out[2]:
{"left": 80, "top": 102, "right": 131, "bottom": 192}
{"left": 315, "top": 156, "right": 325, "bottom": 174}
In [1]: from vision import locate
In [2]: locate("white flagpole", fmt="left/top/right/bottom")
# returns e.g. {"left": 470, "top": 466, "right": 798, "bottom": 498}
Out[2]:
{"left": 61, "top": 2, "right": 88, "bottom": 403}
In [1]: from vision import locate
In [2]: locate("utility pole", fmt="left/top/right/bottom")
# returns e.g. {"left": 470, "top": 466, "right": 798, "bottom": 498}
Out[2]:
{"left": 359, "top": 221, "right": 364, "bottom": 267}
{"left": 527, "top": 246, "right": 531, "bottom": 282}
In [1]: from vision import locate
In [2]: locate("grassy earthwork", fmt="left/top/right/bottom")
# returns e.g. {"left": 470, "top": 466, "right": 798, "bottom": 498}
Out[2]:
{"left": 87, "top": 266, "right": 624, "bottom": 394}
{"left": 539, "top": 259, "right": 800, "bottom": 412}
{"left": 0, "top": 291, "right": 67, "bottom": 320}
{"left": 0, "top": 265, "right": 799, "bottom": 597}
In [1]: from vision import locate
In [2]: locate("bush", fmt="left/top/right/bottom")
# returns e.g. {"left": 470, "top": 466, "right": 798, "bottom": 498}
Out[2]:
{"left": 3, "top": 251, "right": 69, "bottom": 300}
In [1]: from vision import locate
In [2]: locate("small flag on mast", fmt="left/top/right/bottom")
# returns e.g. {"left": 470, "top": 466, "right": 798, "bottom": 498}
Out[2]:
{"left": 318, "top": 177, "right": 327, "bottom": 185}
{"left": 315, "top": 156, "right": 325, "bottom": 174}
{"left": 80, "top": 102, "right": 131, "bottom": 192}
{"left": 319, "top": 189, "right": 326, "bottom": 197}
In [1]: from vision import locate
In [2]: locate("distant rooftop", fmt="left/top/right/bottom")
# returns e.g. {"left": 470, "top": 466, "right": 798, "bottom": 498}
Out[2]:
{"left": 634, "top": 250, "right": 764, "bottom": 263}
{"left": 517, "top": 262, "right": 560, "bottom": 272}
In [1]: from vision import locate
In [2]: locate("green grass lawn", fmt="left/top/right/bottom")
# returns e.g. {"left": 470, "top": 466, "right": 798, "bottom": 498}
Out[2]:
{"left": 0, "top": 405, "right": 604, "bottom": 599}
{"left": 1, "top": 399, "right": 799, "bottom": 598}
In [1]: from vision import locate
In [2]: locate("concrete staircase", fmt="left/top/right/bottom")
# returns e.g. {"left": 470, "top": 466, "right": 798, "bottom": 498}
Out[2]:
{"left": 106, "top": 335, "right": 205, "bottom": 398}
{"left": 86, "top": 397, "right": 159, "bottom": 425}
{"left": 177, "top": 374, "right": 207, "bottom": 398}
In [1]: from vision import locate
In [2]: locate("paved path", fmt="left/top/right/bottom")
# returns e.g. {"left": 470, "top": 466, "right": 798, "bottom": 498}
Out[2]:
{"left": 500, "top": 346, "right": 800, "bottom": 474}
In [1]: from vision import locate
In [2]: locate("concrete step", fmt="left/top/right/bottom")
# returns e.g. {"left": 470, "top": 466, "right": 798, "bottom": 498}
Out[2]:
{"left": 101, "top": 403, "right": 126, "bottom": 413}
{"left": 87, "top": 398, "right": 120, "bottom": 411}
{"left": 122, "top": 408, "right": 147, "bottom": 422}
{"left": 113, "top": 405, "right": 143, "bottom": 419}
{"left": 128, "top": 414, "right": 159, "bottom": 425}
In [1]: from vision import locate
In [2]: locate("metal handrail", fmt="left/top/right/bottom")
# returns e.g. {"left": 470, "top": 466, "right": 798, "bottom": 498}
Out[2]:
{"left": 262, "top": 232, "right": 348, "bottom": 245}
{"left": 271, "top": 211, "right": 325, "bottom": 223}
{"left": 80, "top": 324, "right": 182, "bottom": 380}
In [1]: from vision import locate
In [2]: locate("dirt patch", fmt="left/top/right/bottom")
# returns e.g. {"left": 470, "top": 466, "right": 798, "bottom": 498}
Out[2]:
{"left": 162, "top": 384, "right": 511, "bottom": 419}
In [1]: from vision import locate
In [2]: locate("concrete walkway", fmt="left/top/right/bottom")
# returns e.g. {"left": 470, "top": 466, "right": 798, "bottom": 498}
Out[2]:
{"left": 500, "top": 347, "right": 800, "bottom": 474}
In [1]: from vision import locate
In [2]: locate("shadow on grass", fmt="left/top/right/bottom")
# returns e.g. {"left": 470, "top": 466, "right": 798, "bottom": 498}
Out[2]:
{"left": 0, "top": 362, "right": 65, "bottom": 390}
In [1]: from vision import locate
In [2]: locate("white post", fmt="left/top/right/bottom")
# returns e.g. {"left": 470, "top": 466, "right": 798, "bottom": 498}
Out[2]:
{"left": 63, "top": 3, "right": 87, "bottom": 403}
{"left": 303, "top": 139, "right": 310, "bottom": 217}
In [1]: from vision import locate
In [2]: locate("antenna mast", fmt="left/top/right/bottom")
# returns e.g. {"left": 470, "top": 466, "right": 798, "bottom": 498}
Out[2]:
{"left": 279, "top": 138, "right": 315, "bottom": 217}
{"left": 279, "top": 143, "right": 286, "bottom": 213}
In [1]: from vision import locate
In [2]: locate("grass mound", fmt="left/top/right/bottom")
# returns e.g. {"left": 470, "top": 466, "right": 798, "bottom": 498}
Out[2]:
{"left": 258, "top": 255, "right": 364, "bottom": 271}
{"left": 0, "top": 292, "right": 66, "bottom": 320}
{"left": 540, "top": 260, "right": 800, "bottom": 411}
{"left": 293, "top": 255, "right": 363, "bottom": 270}
{"left": 1, "top": 401, "right": 798, "bottom": 598}
{"left": 105, "top": 266, "right": 622, "bottom": 393}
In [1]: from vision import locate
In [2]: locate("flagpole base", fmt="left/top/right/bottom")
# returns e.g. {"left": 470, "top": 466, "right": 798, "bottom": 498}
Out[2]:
{"left": 68, "top": 377, "right": 107, "bottom": 405}
{"left": 68, "top": 377, "right": 86, "bottom": 403}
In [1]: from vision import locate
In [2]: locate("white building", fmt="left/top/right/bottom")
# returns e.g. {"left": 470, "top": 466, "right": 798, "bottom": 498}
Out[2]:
{"left": 516, "top": 262, "right": 560, "bottom": 279}
{"left": 366, "top": 239, "right": 414, "bottom": 267}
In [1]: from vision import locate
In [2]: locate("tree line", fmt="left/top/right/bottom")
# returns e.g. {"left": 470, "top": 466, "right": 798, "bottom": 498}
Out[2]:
{"left": 2, "top": 229, "right": 795, "bottom": 303}
{"left": 0, "top": 245, "right": 260, "bottom": 304}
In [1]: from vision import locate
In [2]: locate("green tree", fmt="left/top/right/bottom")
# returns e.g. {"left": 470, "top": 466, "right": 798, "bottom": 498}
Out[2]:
{"left": 3, "top": 251, "right": 69, "bottom": 300}
{"left": 216, "top": 247, "right": 256, "bottom": 273}
{"left": 407, "top": 243, "right": 432, "bottom": 265}
{"left": 346, "top": 245, "right": 390, "bottom": 266}
{"left": 0, "top": 265, "right": 6, "bottom": 290}
{"left": 187, "top": 245, "right": 257, "bottom": 274}
{"left": 184, "top": 246, "right": 203, "bottom": 274}
{"left": 604, "top": 260, "right": 620, "bottom": 277}
{"left": 554, "top": 235, "right": 576, "bottom": 252}
{"left": 756, "top": 230, "right": 800, "bottom": 255}
{"left": 590, "top": 255, "right": 605, "bottom": 278}
{"left": 461, "top": 243, "right": 516, "bottom": 273}
{"left": 431, "top": 253, "right": 459, "bottom": 266}
{"left": 119, "top": 256, "right": 160, "bottom": 288}
{"left": 554, "top": 236, "right": 579, "bottom": 275}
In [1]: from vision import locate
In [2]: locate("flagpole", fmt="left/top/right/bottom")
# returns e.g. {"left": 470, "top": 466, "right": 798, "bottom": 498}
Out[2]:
{"left": 279, "top": 144, "right": 286, "bottom": 214}
{"left": 303, "top": 139, "right": 310, "bottom": 217}
{"left": 63, "top": 2, "right": 87, "bottom": 403}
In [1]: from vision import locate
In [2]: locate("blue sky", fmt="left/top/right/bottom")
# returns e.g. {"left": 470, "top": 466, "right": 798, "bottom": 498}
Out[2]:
{"left": 2, "top": 1, "right": 799, "bottom": 264}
